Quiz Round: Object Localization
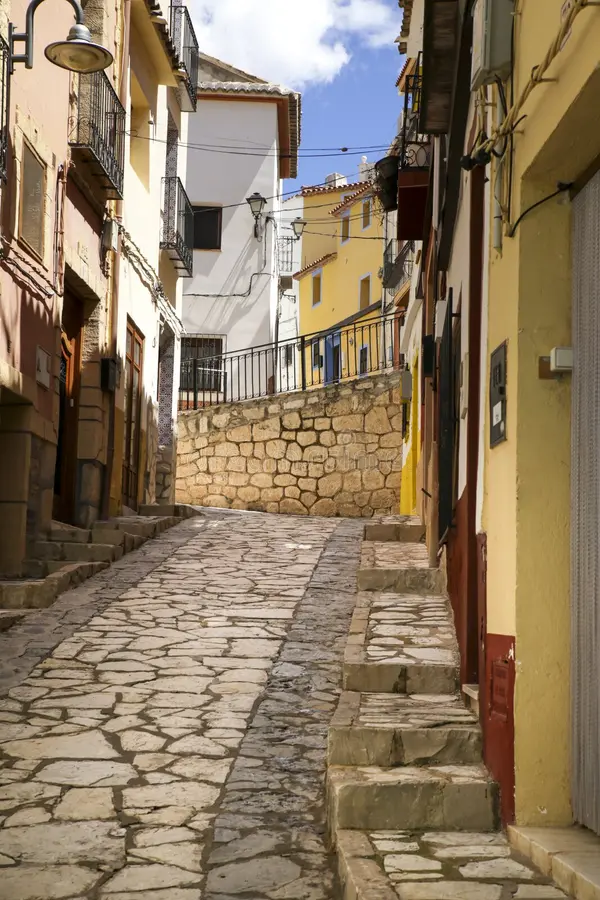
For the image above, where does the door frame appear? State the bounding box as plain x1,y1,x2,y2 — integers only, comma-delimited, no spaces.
53,294,83,523
122,318,144,510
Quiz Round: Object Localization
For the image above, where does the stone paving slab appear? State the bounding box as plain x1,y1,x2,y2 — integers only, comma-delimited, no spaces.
329,692,482,767
343,593,460,694
336,830,572,900
357,542,444,594
327,765,499,833
0,510,360,900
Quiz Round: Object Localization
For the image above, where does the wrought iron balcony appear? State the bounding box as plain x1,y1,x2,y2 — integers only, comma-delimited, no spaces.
170,5,199,112
160,176,194,277
399,60,431,170
383,239,414,291
69,71,126,199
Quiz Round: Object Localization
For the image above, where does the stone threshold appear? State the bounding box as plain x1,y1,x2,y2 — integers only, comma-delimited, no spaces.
509,826,600,900
337,829,572,900
358,541,444,593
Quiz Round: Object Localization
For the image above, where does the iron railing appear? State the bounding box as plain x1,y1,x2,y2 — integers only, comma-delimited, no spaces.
170,5,199,111
179,313,401,410
277,236,296,273
70,71,126,198
399,54,430,170
161,176,194,276
0,35,9,183
383,240,414,291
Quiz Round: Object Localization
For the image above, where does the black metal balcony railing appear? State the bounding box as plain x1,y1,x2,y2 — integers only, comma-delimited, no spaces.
161,176,194,276
383,240,414,291
399,54,430,170
170,5,199,111
0,35,9,183
277,236,296,274
179,313,403,410
70,71,126,198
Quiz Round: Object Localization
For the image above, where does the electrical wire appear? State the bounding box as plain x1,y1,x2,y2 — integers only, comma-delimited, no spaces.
127,131,390,159
507,183,573,237
190,177,374,216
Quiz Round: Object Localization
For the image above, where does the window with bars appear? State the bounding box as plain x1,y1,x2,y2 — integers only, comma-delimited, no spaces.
180,336,224,392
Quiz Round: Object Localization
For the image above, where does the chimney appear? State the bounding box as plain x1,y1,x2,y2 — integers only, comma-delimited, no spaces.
325,173,347,187
359,155,374,182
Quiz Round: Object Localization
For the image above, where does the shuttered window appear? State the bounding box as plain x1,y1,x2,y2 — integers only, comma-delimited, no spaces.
20,144,46,258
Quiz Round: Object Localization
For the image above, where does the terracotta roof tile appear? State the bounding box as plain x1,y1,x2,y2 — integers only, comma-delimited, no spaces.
300,180,364,198
293,252,337,280
329,182,372,216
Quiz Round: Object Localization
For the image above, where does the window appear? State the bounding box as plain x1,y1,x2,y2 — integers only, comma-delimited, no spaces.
312,339,322,370
341,215,350,243
359,345,369,375
192,206,222,250
20,143,46,258
312,271,322,306
362,198,372,229
359,275,371,311
284,344,294,366
180,335,224,392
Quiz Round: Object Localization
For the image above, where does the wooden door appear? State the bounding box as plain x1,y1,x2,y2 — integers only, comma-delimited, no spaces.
53,293,83,523
122,320,143,510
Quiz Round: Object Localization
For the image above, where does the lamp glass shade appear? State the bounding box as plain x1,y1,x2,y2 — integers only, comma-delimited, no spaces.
292,217,306,239
45,24,113,73
246,192,266,218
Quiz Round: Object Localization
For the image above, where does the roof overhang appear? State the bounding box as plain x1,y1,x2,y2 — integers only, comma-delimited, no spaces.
131,0,179,87
197,82,301,179
420,0,460,134
293,252,337,280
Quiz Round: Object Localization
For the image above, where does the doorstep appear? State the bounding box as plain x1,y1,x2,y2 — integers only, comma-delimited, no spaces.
509,826,600,900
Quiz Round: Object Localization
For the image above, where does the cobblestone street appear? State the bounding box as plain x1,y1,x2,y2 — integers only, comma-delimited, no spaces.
0,512,363,900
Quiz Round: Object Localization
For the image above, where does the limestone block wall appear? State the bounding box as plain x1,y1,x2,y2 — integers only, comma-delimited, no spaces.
176,373,403,517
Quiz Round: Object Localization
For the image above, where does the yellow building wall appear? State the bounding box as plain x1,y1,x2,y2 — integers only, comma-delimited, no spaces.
482,0,600,825
400,356,419,515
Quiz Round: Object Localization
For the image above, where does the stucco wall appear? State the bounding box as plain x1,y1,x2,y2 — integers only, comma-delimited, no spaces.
176,373,404,516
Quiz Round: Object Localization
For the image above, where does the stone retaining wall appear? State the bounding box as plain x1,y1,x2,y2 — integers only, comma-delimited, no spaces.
176,373,403,517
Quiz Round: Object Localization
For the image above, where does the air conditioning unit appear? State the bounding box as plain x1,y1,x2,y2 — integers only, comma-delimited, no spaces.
471,0,514,90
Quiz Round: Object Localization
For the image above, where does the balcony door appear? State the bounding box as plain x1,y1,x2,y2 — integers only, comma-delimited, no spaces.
122,320,143,510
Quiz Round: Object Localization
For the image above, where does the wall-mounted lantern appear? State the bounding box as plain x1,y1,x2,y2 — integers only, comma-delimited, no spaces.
9,0,114,75
246,192,267,239
292,217,306,241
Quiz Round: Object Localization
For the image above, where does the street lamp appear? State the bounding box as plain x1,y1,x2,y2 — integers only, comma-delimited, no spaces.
246,192,266,238
9,0,114,75
292,217,306,241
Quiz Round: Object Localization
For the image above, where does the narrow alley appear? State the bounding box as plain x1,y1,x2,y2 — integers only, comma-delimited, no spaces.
0,512,362,899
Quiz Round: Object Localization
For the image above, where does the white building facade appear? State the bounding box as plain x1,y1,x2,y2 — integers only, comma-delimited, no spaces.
180,55,301,405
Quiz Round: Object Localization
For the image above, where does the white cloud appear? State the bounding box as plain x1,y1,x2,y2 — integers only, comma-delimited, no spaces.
190,0,398,88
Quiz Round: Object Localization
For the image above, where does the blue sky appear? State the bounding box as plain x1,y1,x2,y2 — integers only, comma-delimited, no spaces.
287,42,404,194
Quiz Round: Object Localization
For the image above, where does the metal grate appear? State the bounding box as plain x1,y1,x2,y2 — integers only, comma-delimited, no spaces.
571,167,600,835
0,34,9,183
400,53,430,169
170,5,199,111
277,236,295,274
70,71,126,198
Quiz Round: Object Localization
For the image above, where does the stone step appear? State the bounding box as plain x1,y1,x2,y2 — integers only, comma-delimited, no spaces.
358,541,444,594
329,692,482,768
364,522,426,543
463,684,480,718
327,764,499,834
49,521,92,543
343,593,460,694
46,560,109,579
335,829,567,900
33,541,122,564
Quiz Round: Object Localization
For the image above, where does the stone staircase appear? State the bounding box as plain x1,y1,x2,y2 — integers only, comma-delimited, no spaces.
0,504,202,625
327,516,571,900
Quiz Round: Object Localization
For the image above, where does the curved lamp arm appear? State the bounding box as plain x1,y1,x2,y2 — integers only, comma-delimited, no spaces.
9,0,85,72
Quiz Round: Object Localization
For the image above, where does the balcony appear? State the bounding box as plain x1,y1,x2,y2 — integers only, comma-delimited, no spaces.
69,71,126,199
382,240,414,292
399,64,430,171
170,5,199,112
277,236,296,274
160,176,194,276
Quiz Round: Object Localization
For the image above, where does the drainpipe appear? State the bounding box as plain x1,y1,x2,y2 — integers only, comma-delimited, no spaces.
101,0,130,520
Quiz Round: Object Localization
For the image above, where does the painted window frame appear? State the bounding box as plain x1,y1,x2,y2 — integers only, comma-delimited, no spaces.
312,268,323,307
340,213,350,244
361,198,372,231
19,140,47,262
359,273,371,311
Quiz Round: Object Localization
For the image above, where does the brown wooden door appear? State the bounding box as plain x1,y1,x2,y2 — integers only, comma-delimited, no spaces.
122,320,143,510
53,293,83,523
